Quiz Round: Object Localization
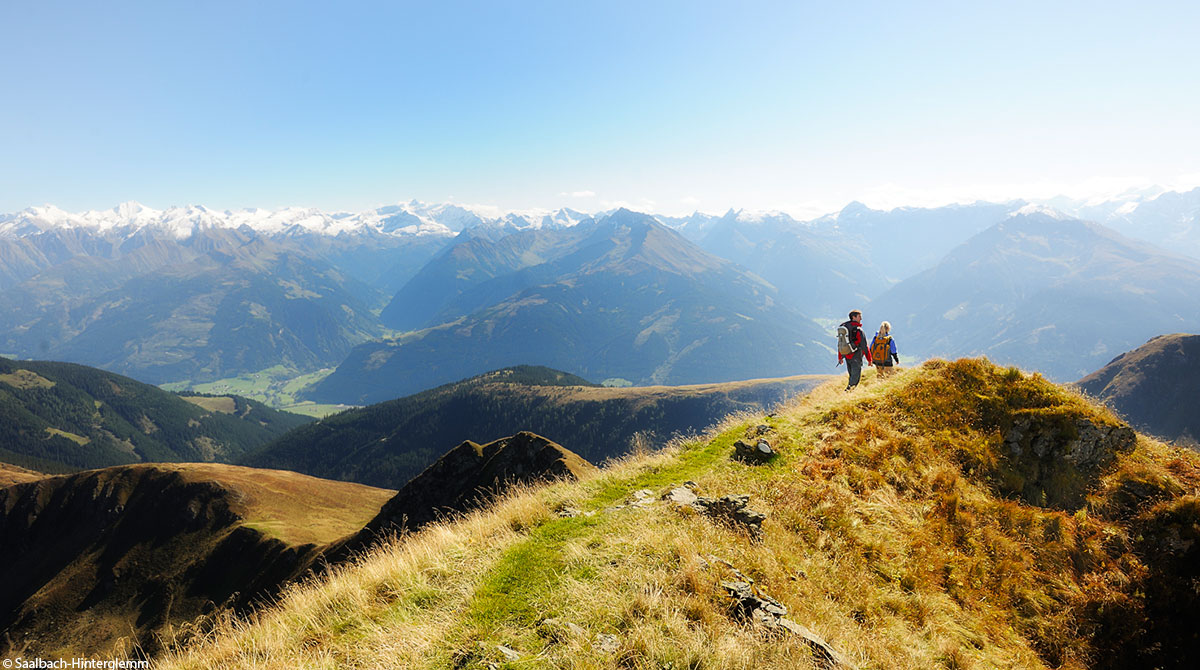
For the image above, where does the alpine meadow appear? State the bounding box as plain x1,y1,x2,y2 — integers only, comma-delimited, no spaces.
3,2,1200,669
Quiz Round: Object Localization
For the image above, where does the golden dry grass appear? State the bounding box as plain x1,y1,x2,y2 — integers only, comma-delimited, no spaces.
155,360,1200,670
164,463,395,546
180,395,238,414
0,462,45,486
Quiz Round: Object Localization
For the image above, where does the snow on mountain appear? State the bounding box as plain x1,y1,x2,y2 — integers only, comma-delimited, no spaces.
0,200,609,241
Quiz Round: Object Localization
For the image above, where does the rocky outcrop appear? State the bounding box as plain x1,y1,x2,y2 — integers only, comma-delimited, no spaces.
341,432,594,552
1001,413,1136,509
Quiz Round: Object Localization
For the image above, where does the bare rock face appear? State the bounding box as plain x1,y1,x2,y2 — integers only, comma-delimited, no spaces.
1000,414,1136,509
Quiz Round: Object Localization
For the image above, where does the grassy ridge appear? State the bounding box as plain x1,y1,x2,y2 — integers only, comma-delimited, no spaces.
158,359,1200,669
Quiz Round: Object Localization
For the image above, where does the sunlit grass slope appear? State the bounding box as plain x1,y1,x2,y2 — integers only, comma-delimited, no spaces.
158,359,1200,670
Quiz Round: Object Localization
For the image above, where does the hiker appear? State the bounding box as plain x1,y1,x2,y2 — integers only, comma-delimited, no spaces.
870,321,899,377
837,309,872,391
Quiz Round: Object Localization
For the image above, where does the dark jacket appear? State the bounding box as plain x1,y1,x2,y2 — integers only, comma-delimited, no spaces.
839,319,872,365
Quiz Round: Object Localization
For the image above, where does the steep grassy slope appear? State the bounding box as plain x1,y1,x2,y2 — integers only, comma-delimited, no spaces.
0,463,393,659
0,357,311,473
245,365,825,489
1077,333,1200,445
0,463,42,486
159,359,1200,669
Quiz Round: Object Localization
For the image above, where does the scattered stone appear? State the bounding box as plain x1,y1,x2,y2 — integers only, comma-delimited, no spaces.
664,486,699,506
557,506,583,518
721,581,856,670
694,494,767,539
541,617,587,640
754,424,771,436
595,633,620,653
497,644,521,661
733,438,774,464
704,554,750,581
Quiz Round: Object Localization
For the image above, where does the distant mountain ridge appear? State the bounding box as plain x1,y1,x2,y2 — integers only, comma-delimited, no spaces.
871,212,1200,380
1077,333,1200,445
6,188,1200,390
0,356,310,473
311,210,832,404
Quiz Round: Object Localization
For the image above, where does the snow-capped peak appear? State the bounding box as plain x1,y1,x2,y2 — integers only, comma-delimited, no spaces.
1011,203,1070,220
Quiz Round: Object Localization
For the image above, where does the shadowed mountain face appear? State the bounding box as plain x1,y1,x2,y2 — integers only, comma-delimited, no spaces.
0,357,310,473
870,213,1200,381
1077,333,1200,445
338,432,593,554
245,365,827,489
313,210,831,404
0,463,393,658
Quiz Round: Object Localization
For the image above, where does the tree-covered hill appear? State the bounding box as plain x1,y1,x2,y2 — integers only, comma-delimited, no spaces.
0,357,311,472
245,365,826,489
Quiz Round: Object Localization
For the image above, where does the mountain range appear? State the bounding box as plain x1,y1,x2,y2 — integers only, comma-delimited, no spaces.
4,187,1200,402
311,210,831,403
870,209,1200,380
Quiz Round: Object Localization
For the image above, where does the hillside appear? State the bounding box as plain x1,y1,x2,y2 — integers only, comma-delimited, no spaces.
0,357,311,473
245,365,826,489
313,210,831,404
870,211,1200,380
336,432,596,557
1077,333,1200,445
0,463,393,658
0,463,42,486
158,359,1200,669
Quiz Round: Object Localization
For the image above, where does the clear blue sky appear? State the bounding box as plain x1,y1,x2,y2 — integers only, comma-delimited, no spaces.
3,1,1198,216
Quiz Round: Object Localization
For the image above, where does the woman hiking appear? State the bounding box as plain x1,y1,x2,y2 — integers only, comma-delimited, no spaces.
870,321,899,377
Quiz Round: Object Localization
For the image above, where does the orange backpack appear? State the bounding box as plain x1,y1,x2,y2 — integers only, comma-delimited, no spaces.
870,335,891,362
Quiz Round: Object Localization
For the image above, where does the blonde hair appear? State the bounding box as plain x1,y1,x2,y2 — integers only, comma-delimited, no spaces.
879,321,891,335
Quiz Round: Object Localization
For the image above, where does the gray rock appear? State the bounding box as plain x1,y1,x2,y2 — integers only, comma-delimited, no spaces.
733,438,774,464
694,494,767,539
595,633,620,653
665,486,699,506
721,581,856,669
497,644,521,661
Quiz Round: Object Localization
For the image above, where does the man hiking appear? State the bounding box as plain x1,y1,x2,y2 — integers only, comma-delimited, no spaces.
837,309,872,391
